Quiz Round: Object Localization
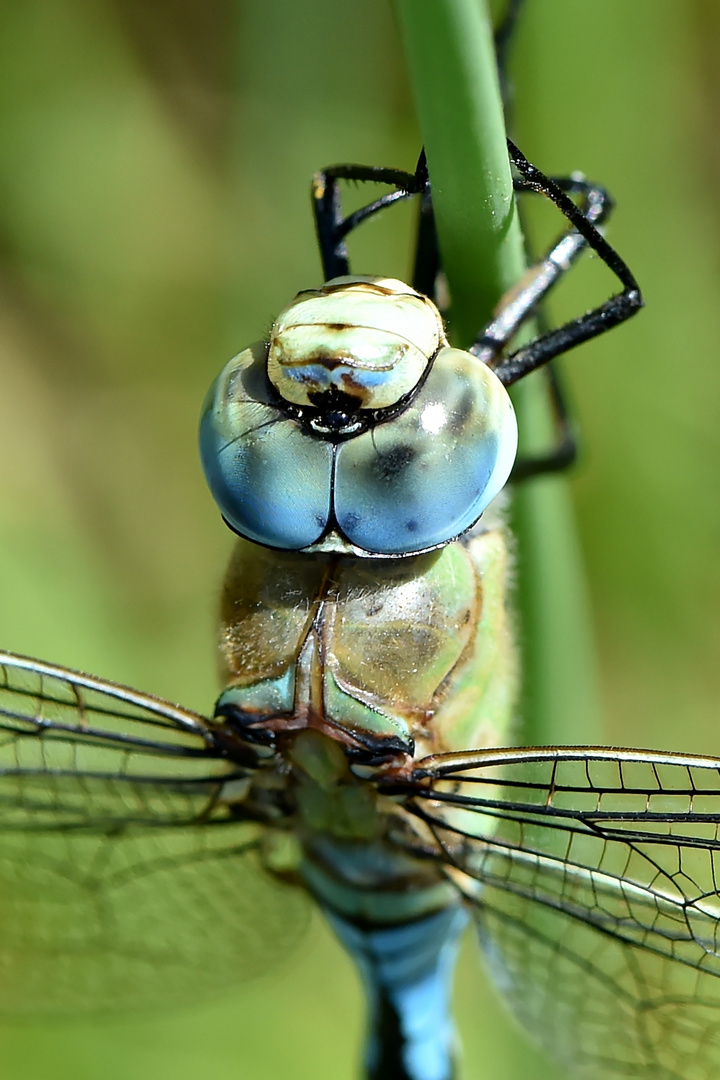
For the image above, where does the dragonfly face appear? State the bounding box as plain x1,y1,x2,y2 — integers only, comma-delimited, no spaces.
199,275,517,556
19,135,720,1080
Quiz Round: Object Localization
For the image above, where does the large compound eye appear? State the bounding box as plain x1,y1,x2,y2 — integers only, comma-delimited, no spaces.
198,342,334,550
199,285,517,557
332,348,517,555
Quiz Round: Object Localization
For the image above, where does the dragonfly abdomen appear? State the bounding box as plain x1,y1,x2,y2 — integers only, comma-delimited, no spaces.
325,905,469,1080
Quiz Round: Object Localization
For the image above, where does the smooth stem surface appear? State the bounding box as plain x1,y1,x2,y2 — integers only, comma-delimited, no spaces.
395,0,525,344
511,382,604,743
395,0,603,744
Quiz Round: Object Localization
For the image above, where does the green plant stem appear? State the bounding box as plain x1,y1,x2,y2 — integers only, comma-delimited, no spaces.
395,0,603,744
510,386,604,744
395,0,524,344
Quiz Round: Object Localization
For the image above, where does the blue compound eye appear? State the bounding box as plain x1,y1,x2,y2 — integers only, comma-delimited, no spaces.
333,347,517,555
199,279,517,556
198,342,334,550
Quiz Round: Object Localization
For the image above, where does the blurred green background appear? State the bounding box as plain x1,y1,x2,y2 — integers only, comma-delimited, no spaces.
0,1,718,1078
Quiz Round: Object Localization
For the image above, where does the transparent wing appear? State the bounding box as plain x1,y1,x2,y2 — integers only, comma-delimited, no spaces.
400,746,720,1080
0,651,308,1014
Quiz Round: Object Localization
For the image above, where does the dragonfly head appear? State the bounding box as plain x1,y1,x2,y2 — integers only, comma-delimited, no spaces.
199,276,518,557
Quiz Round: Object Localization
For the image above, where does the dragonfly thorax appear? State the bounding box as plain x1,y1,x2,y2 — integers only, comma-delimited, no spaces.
213,525,515,765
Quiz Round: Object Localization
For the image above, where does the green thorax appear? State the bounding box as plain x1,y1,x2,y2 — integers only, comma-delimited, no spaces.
215,503,516,761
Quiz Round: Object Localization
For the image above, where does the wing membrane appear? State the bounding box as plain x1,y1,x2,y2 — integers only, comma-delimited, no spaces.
7,649,720,1071
401,747,720,1079
0,652,308,1014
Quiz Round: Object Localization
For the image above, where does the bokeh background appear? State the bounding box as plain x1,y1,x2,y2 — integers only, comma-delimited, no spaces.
0,1,718,1078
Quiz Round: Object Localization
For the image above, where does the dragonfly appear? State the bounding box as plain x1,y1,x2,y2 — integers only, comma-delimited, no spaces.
3,107,720,1080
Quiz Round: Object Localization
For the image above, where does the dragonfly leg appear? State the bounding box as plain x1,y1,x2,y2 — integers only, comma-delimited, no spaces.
478,140,643,385
510,363,578,481
411,169,439,301
312,140,640,481
467,149,640,479
312,156,427,281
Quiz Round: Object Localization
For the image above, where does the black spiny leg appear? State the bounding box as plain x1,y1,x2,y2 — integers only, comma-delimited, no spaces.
471,162,627,370
484,141,642,386
510,364,578,482
311,139,641,483
310,149,448,312
312,159,427,282
464,149,641,479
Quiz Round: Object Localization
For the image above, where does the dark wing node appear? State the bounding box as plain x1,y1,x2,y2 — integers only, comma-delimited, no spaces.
394,746,720,1080
0,652,308,1014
